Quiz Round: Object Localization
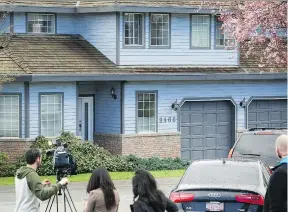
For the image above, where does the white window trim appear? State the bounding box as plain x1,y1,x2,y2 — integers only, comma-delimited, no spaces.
124,13,145,47
27,13,56,34
40,93,63,137
136,91,158,134
191,15,211,49
150,13,170,48
0,94,20,138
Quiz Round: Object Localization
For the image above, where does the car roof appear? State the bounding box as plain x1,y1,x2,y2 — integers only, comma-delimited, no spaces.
191,158,262,165
242,128,287,135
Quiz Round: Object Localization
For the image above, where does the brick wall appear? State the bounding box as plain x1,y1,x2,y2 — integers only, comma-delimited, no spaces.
94,133,181,158
0,139,34,162
94,133,122,155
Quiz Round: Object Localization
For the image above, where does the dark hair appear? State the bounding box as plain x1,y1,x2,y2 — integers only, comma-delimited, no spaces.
86,168,116,210
132,169,165,211
25,148,41,165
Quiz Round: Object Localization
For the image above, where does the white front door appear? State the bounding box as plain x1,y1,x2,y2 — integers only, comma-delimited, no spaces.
78,96,94,141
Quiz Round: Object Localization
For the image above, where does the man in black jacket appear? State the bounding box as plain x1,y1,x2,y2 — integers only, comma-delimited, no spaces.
264,134,287,212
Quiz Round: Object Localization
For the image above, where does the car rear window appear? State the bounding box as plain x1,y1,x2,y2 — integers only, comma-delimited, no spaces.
234,134,279,158
181,162,259,187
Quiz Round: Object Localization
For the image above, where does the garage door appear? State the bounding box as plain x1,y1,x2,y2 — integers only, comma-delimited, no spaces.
248,99,287,129
180,101,235,161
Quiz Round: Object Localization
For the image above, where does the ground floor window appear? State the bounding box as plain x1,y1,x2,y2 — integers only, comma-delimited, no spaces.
40,93,63,137
136,92,157,133
0,95,20,137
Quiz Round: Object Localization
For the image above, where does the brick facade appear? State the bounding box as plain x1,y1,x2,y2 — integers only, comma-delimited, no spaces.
94,133,181,158
0,139,34,162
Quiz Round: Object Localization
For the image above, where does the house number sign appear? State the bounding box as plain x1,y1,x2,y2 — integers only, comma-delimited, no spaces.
159,117,176,123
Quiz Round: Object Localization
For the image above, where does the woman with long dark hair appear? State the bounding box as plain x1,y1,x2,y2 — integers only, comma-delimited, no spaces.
131,169,178,212
84,168,119,212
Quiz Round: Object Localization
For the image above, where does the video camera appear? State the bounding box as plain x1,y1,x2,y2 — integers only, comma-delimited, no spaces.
46,139,77,181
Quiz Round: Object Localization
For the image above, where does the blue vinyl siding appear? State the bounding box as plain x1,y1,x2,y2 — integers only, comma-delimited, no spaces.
119,13,238,66
14,12,26,33
79,82,121,134
0,82,25,138
0,13,10,33
57,13,78,34
79,13,117,63
123,81,287,134
29,82,77,138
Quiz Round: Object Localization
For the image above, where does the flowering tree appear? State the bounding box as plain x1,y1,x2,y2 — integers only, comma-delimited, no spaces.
219,1,287,68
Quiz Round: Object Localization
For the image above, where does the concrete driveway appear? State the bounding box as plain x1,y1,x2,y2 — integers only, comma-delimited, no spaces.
0,177,180,212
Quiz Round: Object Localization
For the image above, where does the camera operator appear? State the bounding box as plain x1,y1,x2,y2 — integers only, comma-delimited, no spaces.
14,148,69,212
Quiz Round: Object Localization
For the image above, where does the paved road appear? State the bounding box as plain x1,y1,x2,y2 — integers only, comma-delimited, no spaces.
0,177,180,212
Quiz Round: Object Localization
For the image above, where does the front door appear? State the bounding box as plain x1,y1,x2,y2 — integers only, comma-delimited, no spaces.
78,96,94,141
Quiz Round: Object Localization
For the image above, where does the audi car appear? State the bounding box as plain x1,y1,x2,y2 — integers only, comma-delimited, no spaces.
228,128,287,168
169,159,271,212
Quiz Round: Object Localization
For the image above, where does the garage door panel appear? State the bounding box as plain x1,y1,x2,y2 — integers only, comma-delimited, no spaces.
205,137,217,148
218,148,230,158
181,101,234,161
191,113,204,123
181,112,191,123
181,150,191,161
248,99,287,129
191,137,204,147
181,138,191,148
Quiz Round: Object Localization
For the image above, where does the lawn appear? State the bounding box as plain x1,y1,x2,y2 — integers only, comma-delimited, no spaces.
0,170,185,186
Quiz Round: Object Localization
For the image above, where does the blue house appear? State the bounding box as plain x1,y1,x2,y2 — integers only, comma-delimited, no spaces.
0,0,286,161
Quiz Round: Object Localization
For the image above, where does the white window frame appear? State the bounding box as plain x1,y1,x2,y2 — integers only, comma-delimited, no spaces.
136,92,157,134
150,14,170,47
124,13,145,47
40,93,63,137
27,13,56,34
215,16,234,48
0,94,20,138
191,15,211,48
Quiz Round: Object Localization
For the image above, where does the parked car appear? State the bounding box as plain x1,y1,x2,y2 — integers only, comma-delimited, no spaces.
169,159,271,212
228,128,287,168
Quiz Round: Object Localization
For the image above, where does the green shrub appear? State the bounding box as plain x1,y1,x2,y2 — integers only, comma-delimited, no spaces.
0,132,189,177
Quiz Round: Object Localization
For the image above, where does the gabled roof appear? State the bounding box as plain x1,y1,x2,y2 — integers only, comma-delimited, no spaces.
0,34,118,74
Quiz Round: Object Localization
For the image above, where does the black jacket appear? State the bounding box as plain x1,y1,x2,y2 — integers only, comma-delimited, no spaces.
264,163,287,212
132,193,178,212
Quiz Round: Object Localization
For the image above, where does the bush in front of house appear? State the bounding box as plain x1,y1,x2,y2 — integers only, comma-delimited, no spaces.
0,132,189,177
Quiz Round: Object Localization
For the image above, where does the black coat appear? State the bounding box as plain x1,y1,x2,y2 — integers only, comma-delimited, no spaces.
132,194,178,212
264,163,287,212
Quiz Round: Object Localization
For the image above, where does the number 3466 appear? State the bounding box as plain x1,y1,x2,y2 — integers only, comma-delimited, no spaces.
159,117,176,123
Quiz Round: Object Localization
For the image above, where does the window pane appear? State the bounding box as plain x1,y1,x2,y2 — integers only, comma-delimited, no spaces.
191,15,210,48
27,13,55,34
137,92,157,133
150,14,170,46
124,13,143,46
0,95,19,137
40,94,62,137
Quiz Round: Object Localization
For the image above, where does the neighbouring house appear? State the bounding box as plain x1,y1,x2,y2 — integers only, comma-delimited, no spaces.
0,0,286,162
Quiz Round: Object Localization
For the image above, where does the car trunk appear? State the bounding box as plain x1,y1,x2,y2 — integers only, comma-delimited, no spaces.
171,189,264,212
232,152,279,168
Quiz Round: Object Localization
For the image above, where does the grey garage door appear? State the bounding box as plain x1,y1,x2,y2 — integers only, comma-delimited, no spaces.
248,99,287,129
180,101,235,161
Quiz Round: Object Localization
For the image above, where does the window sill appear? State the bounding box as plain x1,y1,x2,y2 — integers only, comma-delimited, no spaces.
123,45,145,49
149,46,171,49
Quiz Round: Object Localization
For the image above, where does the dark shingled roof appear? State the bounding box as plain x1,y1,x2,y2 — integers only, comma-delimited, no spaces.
0,0,232,8
0,34,119,74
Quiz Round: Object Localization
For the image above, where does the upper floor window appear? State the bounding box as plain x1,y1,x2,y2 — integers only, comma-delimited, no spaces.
124,13,144,46
40,94,63,137
137,92,157,133
27,13,55,34
215,16,234,48
150,14,170,47
191,15,210,48
0,95,20,137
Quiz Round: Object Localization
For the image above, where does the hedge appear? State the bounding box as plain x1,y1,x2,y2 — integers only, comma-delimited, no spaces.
0,132,189,177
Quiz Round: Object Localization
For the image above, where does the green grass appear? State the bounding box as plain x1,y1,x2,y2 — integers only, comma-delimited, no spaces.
0,170,185,186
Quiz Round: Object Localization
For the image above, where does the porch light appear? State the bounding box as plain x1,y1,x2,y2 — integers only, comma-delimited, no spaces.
171,99,179,111
110,88,117,99
239,97,247,108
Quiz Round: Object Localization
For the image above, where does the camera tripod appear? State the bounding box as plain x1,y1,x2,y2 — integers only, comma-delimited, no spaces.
45,185,78,212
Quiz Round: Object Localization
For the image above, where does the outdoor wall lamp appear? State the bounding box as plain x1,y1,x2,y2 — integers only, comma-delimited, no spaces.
171,99,179,111
110,88,117,99
239,97,247,108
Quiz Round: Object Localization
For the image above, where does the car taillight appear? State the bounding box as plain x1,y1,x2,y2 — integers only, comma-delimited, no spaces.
235,194,264,205
228,148,234,158
169,192,195,203
256,131,273,135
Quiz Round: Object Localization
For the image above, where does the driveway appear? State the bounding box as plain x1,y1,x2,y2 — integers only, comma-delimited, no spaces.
0,177,180,212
